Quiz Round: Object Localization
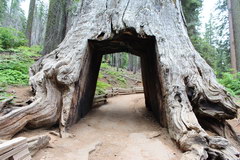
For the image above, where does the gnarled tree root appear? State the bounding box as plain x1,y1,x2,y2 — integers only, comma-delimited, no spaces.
0,0,239,159
165,74,240,159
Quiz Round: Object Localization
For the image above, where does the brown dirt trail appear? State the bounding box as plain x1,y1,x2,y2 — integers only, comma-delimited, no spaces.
31,94,182,160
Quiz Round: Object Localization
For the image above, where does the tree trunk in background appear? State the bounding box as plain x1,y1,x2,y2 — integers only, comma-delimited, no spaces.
0,0,7,25
42,0,67,55
31,1,48,46
137,56,141,71
228,0,240,72
133,55,137,74
65,0,81,33
128,54,133,71
0,0,239,159
26,0,36,46
116,53,120,71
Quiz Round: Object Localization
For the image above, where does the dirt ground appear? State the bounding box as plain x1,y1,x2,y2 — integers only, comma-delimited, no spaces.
18,94,182,160
7,87,240,160
6,86,33,103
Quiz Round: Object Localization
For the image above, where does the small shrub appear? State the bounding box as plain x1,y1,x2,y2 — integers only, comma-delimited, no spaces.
95,81,111,95
0,47,4,52
117,76,126,84
0,69,28,86
17,45,42,57
0,46,41,87
0,27,27,49
100,63,110,69
98,72,104,79
218,72,240,96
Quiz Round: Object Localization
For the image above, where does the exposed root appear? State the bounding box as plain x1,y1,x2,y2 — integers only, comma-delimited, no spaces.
0,81,61,139
167,75,240,159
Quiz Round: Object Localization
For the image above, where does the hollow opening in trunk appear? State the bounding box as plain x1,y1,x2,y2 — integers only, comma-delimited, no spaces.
73,29,165,126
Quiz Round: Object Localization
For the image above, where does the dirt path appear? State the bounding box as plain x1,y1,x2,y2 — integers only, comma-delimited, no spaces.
29,94,182,160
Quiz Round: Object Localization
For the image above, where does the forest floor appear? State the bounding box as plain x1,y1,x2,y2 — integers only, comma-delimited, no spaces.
5,85,240,160
17,94,182,160
2,63,240,160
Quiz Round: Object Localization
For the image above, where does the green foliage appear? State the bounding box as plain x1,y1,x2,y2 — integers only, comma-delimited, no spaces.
191,36,217,68
95,81,111,95
0,69,28,86
100,63,110,69
0,90,14,101
0,46,41,87
218,72,240,96
0,27,27,49
0,0,7,24
213,0,231,76
0,0,26,32
117,77,126,84
181,0,203,36
95,62,131,95
17,45,42,56
119,53,129,69
182,0,231,78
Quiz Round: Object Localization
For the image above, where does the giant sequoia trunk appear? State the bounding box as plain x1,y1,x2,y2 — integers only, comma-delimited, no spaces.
0,0,240,159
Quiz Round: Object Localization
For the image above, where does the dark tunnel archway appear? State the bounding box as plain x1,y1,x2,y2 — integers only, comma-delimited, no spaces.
74,29,165,126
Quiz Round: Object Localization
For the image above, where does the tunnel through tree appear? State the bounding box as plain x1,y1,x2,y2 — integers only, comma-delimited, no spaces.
0,0,239,159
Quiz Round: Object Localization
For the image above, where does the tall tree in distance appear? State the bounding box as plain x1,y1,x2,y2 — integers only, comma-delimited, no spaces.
31,0,48,46
26,0,36,46
42,0,67,55
204,14,214,45
0,0,7,25
228,0,240,72
1,0,26,31
181,0,203,39
211,0,231,75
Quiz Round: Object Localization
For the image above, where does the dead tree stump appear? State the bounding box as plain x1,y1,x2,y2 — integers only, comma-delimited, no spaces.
0,0,239,159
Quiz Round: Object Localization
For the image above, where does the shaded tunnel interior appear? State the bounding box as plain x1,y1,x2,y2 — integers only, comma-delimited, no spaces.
74,29,164,126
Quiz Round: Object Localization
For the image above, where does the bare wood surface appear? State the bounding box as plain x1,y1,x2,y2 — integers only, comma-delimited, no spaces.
0,0,239,159
27,135,51,156
0,137,26,155
0,137,31,160
0,98,14,112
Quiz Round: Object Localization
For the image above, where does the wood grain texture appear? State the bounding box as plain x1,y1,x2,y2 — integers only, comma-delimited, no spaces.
0,0,239,159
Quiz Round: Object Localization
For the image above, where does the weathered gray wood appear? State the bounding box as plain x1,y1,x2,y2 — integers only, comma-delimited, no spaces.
27,135,51,156
0,137,26,155
11,147,31,160
0,144,28,160
106,87,144,96
120,75,141,83
0,0,239,159
0,98,14,112
0,137,31,160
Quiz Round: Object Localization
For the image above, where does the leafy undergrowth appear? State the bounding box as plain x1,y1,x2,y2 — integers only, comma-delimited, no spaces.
95,63,142,95
218,72,240,98
0,27,27,50
0,46,41,101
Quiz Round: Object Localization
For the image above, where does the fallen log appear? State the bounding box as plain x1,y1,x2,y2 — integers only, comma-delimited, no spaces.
120,75,142,83
106,87,144,96
27,135,51,156
0,137,31,160
0,135,51,160
0,98,14,112
93,95,107,105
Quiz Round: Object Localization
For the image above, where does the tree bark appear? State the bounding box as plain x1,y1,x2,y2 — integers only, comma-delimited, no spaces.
31,1,48,46
42,0,67,55
128,54,134,71
228,0,240,72
26,0,36,46
0,0,239,159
